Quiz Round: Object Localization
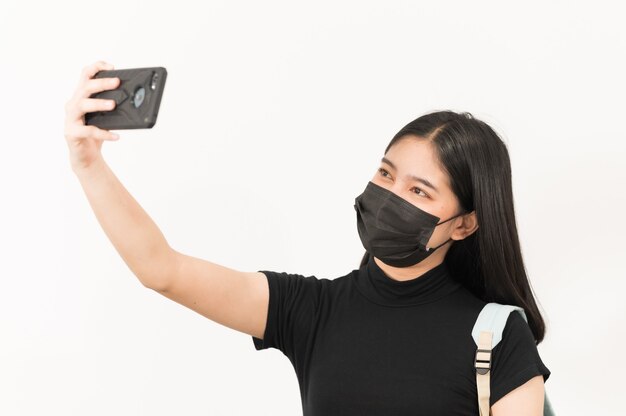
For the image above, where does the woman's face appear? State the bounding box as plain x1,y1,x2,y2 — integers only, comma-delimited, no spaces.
370,136,474,276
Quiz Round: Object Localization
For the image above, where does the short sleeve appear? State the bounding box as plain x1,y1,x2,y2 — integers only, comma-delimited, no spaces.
489,311,551,406
251,270,322,363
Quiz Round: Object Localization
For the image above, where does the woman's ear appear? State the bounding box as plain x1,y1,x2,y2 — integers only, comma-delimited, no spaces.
453,210,479,241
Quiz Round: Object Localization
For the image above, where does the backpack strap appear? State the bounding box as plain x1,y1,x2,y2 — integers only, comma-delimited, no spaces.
472,302,527,416
472,303,556,415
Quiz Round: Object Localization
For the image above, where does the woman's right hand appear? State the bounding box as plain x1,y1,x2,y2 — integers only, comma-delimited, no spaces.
64,60,121,172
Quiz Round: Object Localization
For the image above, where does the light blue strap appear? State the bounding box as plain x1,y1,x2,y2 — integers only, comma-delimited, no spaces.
472,302,555,415
471,302,528,349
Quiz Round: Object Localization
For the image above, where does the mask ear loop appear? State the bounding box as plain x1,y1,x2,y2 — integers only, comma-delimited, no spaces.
427,210,469,251
425,237,453,252
435,210,468,226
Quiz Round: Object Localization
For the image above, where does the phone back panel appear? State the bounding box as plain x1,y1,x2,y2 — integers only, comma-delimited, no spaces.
84,67,167,130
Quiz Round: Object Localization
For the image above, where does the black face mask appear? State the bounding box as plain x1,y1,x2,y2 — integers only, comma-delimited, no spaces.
354,181,466,268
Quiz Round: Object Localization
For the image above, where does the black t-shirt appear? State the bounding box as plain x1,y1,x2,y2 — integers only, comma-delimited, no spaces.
251,256,551,415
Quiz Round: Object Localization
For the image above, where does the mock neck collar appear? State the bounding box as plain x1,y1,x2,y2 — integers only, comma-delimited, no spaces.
353,255,462,307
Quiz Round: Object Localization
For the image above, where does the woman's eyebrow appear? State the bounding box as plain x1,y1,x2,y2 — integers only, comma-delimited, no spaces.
381,156,439,193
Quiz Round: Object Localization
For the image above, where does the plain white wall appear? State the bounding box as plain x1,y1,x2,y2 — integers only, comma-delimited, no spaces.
1,0,624,414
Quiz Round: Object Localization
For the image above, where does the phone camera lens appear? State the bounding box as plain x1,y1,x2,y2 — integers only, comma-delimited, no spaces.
133,87,145,108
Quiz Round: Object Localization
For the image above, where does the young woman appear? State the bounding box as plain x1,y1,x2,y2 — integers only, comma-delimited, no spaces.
65,61,550,415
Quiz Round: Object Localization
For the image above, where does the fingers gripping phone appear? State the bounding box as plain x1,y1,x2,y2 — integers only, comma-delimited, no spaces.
85,67,167,130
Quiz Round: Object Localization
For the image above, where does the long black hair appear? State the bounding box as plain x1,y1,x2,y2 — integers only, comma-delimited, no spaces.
359,110,547,344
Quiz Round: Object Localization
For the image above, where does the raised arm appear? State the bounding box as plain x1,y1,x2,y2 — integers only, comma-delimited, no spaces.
65,61,270,341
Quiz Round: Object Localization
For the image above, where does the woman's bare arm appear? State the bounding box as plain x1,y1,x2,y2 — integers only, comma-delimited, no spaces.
73,158,270,339
491,375,545,416
67,61,270,341
73,157,177,289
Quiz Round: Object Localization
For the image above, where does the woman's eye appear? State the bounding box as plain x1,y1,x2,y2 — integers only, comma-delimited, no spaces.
378,168,390,178
411,187,428,198
378,168,429,198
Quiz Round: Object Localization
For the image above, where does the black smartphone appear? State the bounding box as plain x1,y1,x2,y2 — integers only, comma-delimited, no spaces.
84,66,167,130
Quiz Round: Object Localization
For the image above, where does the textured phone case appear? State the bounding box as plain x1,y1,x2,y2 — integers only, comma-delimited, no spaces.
84,67,167,130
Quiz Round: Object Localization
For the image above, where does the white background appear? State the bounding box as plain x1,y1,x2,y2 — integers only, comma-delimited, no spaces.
1,0,624,414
